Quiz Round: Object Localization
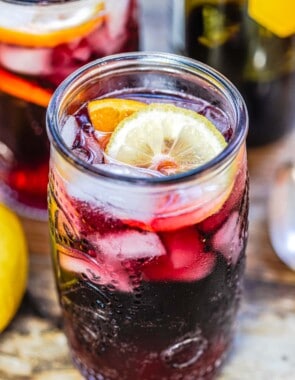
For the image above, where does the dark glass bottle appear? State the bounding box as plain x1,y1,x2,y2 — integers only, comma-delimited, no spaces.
173,0,295,146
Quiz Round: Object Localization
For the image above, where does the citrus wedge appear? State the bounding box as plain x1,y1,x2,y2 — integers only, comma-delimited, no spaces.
0,68,52,107
105,103,227,175
0,2,104,48
88,98,147,133
105,102,240,231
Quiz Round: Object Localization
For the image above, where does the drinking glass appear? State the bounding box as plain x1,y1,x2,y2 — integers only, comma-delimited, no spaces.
0,0,139,219
46,52,248,380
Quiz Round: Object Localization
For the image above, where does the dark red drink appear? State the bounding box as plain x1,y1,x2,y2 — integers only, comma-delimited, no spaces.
0,0,139,218
47,53,249,379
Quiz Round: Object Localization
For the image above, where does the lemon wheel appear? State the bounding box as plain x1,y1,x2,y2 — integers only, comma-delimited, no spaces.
105,103,227,175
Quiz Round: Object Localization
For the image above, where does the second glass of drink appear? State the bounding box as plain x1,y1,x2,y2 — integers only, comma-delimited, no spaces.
0,0,139,218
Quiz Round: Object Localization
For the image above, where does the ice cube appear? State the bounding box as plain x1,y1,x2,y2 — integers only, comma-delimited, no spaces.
58,244,133,292
202,105,230,137
162,227,204,269
93,162,164,178
89,230,166,260
143,227,216,282
212,211,243,265
0,45,52,76
65,175,100,204
61,116,79,148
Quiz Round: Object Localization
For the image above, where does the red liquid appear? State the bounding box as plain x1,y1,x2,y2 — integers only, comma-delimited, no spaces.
48,94,249,379
0,0,139,217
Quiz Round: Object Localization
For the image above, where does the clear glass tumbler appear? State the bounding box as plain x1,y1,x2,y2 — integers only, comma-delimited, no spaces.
47,52,248,380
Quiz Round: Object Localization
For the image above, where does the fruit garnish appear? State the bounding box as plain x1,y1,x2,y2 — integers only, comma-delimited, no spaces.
105,103,227,175
0,204,28,332
0,2,105,48
88,98,146,133
103,103,242,231
0,68,52,107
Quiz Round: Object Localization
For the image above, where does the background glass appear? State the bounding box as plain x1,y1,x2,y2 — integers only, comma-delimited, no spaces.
0,0,139,219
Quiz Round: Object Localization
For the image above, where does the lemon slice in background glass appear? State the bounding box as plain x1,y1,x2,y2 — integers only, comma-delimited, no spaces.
106,103,227,175
0,0,104,47
0,204,28,332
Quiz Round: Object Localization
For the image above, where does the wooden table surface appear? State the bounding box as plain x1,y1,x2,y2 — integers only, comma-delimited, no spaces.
1,1,295,379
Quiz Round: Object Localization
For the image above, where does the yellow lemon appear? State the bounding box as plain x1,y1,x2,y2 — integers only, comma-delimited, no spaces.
0,204,28,332
106,103,227,175
105,103,238,230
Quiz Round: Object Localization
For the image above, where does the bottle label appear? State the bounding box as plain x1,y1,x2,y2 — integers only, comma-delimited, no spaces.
248,0,295,37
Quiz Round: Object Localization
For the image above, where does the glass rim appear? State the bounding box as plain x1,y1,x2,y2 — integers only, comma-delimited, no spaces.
46,51,248,186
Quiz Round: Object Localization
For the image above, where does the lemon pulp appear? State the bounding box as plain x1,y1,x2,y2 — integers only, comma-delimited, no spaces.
105,103,227,175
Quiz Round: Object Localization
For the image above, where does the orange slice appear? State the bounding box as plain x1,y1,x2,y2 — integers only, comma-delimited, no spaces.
88,98,147,133
0,3,105,48
0,68,52,107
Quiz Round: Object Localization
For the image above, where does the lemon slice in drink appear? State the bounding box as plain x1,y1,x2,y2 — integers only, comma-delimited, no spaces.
106,103,227,175
105,103,237,231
